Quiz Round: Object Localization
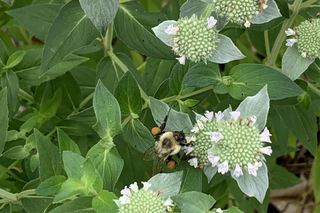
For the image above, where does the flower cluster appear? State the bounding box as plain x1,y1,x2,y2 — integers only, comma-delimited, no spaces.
285,18,320,59
164,14,219,64
211,0,268,27
114,182,173,213
186,110,272,177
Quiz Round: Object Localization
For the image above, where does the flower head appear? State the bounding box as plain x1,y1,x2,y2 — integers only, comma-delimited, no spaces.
114,182,174,213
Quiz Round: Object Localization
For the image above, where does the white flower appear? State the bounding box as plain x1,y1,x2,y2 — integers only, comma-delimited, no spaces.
285,28,295,36
210,132,223,142
250,115,257,125
207,16,217,28
119,195,130,204
164,198,174,207
120,186,131,196
191,126,199,133
188,158,198,168
197,120,204,130
244,19,251,28
301,52,307,58
208,153,220,167
248,163,258,176
260,146,272,156
182,146,194,155
233,164,243,177
215,111,224,121
142,181,151,191
216,208,223,213
129,182,138,192
186,136,196,143
204,110,214,121
165,24,177,35
218,161,229,174
254,161,262,167
260,127,272,143
176,55,186,65
285,38,297,47
200,116,208,123
262,3,268,9
230,111,240,121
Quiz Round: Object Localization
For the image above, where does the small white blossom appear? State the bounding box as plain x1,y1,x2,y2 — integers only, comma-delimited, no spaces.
200,116,208,123
218,161,229,174
129,182,139,192
210,132,223,142
262,3,267,9
204,110,214,121
164,198,174,207
285,28,295,36
165,24,177,35
285,38,297,47
188,158,198,168
186,136,196,143
301,52,307,58
260,127,272,143
208,153,220,167
233,164,243,177
230,111,240,120
254,161,262,167
119,195,130,204
260,146,272,156
176,55,186,65
248,163,258,176
216,208,223,213
182,146,194,155
197,120,204,130
250,115,257,125
121,186,131,196
215,111,224,121
142,181,151,191
207,16,217,28
191,126,199,133
244,19,251,28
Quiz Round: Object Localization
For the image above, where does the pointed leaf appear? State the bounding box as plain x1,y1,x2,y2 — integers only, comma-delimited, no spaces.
53,178,87,203
204,165,218,183
63,151,85,179
0,39,9,65
92,190,118,213
58,130,81,167
0,88,8,155
41,1,99,72
49,197,95,213
251,0,282,24
1,70,19,115
152,20,177,47
180,0,209,18
35,175,66,196
208,34,245,64
169,61,195,95
5,51,26,69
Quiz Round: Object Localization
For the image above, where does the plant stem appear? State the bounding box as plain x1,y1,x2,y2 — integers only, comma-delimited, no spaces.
265,0,303,67
161,85,213,103
0,188,17,202
300,0,317,9
308,83,320,96
264,30,270,58
16,190,35,200
18,89,34,103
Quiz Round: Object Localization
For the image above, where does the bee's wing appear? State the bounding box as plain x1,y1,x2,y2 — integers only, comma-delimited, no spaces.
143,145,156,161
152,157,165,176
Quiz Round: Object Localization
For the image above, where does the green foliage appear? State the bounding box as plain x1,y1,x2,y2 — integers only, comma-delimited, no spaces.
0,0,319,212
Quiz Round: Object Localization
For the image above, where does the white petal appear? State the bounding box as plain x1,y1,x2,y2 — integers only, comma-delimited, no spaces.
285,38,297,47
260,127,272,143
176,55,186,65
164,198,174,206
197,120,204,130
207,16,217,28
120,186,131,196
230,111,240,121
232,164,243,177
216,208,223,213
113,199,121,207
218,161,229,174
260,146,272,156
200,116,208,123
182,146,194,155
215,111,224,121
262,3,267,9
285,28,295,36
119,195,130,204
142,181,151,191
210,132,223,142
164,24,177,35
191,126,199,133
244,20,251,28
204,111,214,121
254,161,262,167
188,158,198,168
301,52,307,58
208,153,220,167
247,163,258,176
250,115,257,125
129,182,138,192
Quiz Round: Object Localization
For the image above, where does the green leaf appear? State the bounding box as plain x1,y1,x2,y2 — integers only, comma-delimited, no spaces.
150,97,193,132
1,70,19,115
57,129,81,167
274,0,289,18
228,64,303,100
93,80,121,139
0,88,8,155
6,4,61,41
251,0,281,24
2,145,29,159
182,61,221,87
0,38,9,66
122,119,154,153
41,1,99,72
171,191,215,213
35,175,66,196
81,158,99,190
152,20,177,47
178,161,202,193
232,161,268,203
305,58,320,83
35,129,63,181
69,107,96,127
53,178,87,203
208,34,245,64
161,0,180,21
180,0,208,18
269,163,302,190
87,141,124,191
148,171,183,199
79,0,119,35
49,197,95,213
169,61,194,95
273,102,317,156
204,165,218,183
92,190,118,213
235,86,269,131
282,46,314,80
5,50,26,69
21,197,53,213
114,72,143,115
224,206,245,213
114,1,175,59
313,147,320,203
63,151,85,179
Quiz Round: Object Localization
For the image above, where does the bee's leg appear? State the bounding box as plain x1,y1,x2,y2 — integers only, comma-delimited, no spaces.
166,156,176,170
